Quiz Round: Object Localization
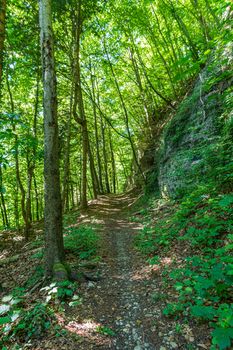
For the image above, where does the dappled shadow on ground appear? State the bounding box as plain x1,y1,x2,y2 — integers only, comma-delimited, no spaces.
0,191,211,349
58,191,161,349
59,191,211,350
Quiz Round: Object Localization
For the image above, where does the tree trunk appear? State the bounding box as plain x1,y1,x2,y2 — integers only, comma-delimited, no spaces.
0,0,6,91
165,0,199,61
88,139,100,199
91,71,104,193
39,0,65,279
33,175,40,221
72,1,88,208
6,68,29,238
104,42,146,183
14,192,19,230
109,128,116,194
62,86,73,212
129,46,153,138
25,148,33,233
0,164,9,227
100,112,110,193
31,66,40,221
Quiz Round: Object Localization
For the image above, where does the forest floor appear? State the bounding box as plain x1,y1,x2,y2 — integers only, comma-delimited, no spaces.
0,192,211,350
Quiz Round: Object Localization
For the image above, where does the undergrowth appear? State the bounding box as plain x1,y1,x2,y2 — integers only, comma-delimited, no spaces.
0,220,99,348
135,138,233,349
64,225,100,260
0,280,79,348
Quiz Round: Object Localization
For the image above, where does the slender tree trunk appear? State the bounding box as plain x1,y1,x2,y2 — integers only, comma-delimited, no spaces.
81,122,88,207
0,200,5,227
31,66,40,221
109,128,116,194
129,47,153,138
0,164,9,227
6,68,29,238
33,175,40,221
132,42,175,109
190,0,211,43
62,86,73,212
14,186,19,230
100,112,110,193
88,140,100,199
39,0,65,278
72,4,100,203
91,71,104,193
72,1,88,208
0,0,6,93
25,148,33,232
70,181,75,208
24,55,40,230
204,0,220,27
165,0,199,60
104,42,146,182
118,148,129,182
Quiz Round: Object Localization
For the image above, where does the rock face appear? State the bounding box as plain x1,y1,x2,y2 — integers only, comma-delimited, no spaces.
157,44,233,198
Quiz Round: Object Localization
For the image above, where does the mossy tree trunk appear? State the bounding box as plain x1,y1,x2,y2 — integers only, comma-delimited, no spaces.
39,0,65,278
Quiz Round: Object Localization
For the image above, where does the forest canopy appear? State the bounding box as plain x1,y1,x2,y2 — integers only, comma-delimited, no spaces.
1,0,230,231
0,1,233,349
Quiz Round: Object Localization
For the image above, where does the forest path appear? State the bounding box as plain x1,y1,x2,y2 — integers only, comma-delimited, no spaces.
67,192,160,350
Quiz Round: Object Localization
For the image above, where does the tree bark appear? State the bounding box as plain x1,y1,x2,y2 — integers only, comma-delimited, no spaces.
33,175,40,221
129,46,153,138
100,112,110,193
6,68,29,237
0,164,9,227
104,41,146,183
62,86,73,212
90,70,104,193
109,128,116,193
72,0,88,208
88,140,100,198
39,0,65,278
0,0,6,91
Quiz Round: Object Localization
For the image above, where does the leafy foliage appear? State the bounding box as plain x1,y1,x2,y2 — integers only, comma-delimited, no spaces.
11,303,54,341
96,325,116,336
64,225,100,260
0,0,229,228
41,280,79,303
136,130,233,349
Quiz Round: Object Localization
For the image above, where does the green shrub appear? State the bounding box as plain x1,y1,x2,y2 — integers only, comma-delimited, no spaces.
64,225,99,260
136,184,233,349
41,280,79,303
12,303,54,340
0,294,53,345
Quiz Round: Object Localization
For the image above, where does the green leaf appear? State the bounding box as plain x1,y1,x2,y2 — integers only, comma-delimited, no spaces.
174,282,183,291
212,328,233,349
0,316,11,325
184,287,193,294
190,305,216,320
218,195,233,208
65,289,73,297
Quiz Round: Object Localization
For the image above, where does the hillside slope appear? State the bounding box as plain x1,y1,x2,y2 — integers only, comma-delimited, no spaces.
145,42,233,198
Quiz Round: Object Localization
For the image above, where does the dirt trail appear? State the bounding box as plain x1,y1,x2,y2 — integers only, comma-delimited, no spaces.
68,193,158,350
0,192,211,350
